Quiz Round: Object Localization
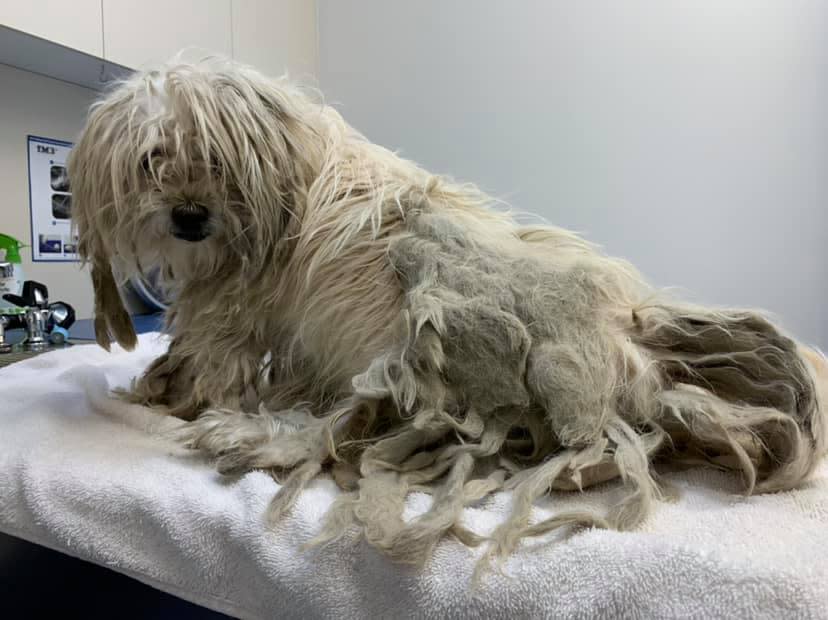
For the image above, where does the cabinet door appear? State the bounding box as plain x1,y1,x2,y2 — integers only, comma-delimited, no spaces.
0,0,103,56
231,0,317,79
102,0,232,69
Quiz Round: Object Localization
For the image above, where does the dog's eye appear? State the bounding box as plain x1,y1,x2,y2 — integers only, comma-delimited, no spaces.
141,149,163,174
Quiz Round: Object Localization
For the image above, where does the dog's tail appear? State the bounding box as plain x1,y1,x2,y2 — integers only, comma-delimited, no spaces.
631,303,827,493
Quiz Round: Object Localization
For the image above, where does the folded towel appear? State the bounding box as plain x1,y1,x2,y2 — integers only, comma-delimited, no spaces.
1,334,826,619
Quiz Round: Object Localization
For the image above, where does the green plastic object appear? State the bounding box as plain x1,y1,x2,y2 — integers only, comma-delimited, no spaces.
0,233,26,307
0,234,24,263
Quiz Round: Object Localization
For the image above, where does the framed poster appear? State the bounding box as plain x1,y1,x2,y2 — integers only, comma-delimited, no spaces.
27,135,78,262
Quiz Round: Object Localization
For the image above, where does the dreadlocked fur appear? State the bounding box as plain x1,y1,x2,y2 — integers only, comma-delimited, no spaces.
68,58,828,568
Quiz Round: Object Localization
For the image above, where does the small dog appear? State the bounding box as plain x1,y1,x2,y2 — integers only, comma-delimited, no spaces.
68,59,828,563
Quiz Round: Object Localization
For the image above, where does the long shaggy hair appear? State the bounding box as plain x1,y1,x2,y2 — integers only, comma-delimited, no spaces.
68,58,828,567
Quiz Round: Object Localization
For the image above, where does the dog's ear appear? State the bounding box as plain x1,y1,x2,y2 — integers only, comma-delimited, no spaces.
67,93,138,352
69,157,136,351
91,259,137,352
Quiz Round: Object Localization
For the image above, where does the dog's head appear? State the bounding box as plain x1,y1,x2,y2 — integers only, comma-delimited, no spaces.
68,60,323,350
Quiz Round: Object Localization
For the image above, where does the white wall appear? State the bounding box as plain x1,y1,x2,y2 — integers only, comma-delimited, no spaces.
0,64,96,318
232,0,318,79
318,0,828,349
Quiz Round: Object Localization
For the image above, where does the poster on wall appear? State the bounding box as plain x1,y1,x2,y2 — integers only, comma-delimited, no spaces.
27,135,78,262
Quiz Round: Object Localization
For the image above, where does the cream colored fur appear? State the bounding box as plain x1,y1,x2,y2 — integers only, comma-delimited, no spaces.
68,58,828,567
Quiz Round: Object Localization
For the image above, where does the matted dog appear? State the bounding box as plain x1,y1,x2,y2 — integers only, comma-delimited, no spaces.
68,59,828,564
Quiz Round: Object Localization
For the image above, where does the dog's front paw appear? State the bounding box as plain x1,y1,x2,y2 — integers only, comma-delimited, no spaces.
122,352,205,420
115,383,205,421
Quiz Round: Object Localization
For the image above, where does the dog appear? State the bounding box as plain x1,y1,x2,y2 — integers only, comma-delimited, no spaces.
68,58,828,564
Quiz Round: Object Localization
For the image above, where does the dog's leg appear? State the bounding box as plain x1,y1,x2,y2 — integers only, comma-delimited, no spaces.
121,337,203,420
124,334,266,421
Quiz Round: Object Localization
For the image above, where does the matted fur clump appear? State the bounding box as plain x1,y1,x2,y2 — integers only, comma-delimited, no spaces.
67,58,828,566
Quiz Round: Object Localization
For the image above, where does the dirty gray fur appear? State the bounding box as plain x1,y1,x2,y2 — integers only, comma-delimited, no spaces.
186,208,826,570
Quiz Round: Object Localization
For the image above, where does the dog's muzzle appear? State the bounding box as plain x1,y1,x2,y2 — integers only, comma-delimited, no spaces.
171,203,210,242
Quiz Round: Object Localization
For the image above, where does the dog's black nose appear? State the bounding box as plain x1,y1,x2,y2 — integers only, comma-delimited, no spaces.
171,203,210,242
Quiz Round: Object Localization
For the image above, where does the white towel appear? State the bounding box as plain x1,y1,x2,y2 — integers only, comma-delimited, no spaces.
1,334,826,619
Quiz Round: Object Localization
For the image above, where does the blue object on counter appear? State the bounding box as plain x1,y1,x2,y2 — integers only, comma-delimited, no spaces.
49,326,69,345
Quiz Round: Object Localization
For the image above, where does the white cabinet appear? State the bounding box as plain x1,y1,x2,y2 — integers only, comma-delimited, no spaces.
0,0,103,56
102,0,233,70
0,1,319,82
231,0,317,79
